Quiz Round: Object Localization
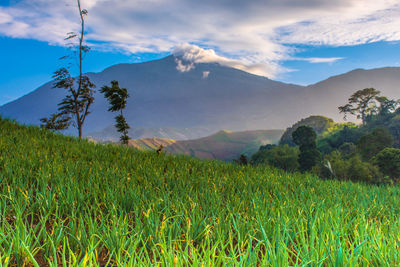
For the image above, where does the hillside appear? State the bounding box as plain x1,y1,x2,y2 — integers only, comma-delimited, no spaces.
128,129,283,161
167,129,283,161
2,56,400,141
129,137,176,150
1,117,400,265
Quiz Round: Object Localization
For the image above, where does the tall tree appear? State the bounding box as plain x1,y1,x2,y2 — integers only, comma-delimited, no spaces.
41,0,95,138
101,80,131,145
292,126,321,172
338,88,380,124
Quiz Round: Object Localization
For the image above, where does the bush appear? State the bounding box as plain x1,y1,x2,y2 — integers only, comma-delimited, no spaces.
314,151,383,184
347,156,382,183
373,148,400,180
317,125,364,155
338,142,357,159
357,128,393,160
250,145,299,172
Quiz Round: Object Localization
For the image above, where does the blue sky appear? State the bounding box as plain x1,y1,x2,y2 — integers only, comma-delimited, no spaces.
1,0,400,105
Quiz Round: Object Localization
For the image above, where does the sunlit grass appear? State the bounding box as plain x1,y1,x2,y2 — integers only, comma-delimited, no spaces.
1,117,400,266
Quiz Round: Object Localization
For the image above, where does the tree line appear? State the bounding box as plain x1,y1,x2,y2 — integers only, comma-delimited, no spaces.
250,88,400,185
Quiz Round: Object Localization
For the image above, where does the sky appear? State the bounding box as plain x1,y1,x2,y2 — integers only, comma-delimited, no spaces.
0,0,400,105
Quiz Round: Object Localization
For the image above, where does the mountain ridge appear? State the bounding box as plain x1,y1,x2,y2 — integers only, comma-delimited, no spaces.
1,55,400,140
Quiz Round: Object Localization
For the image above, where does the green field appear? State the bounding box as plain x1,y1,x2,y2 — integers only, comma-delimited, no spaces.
1,117,400,266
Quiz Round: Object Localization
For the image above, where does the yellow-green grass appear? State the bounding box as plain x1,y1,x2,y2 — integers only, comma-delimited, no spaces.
0,117,400,266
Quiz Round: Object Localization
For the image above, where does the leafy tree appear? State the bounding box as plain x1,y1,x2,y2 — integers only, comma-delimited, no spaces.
375,96,399,116
101,80,131,144
292,126,321,172
357,128,393,160
373,148,400,180
251,144,299,172
338,88,380,124
41,0,95,138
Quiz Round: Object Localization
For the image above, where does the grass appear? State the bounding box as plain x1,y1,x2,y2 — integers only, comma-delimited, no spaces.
1,117,400,266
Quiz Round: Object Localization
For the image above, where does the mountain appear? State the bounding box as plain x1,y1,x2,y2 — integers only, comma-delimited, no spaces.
302,68,400,121
129,129,284,161
1,56,400,140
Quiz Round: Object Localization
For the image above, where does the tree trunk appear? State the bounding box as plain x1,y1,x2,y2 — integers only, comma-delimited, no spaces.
78,125,82,139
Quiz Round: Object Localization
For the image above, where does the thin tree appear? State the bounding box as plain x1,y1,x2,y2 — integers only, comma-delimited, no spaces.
338,88,380,125
41,0,95,138
101,80,131,145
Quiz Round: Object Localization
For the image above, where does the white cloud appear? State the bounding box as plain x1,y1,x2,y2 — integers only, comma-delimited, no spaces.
0,0,399,78
172,43,286,77
175,57,195,72
293,57,344,63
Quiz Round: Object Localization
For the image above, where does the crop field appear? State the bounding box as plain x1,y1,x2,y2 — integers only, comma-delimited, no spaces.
1,117,400,266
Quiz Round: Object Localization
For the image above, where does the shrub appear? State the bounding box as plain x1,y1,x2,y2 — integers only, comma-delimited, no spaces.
357,128,393,160
373,148,400,180
314,152,383,184
250,145,299,172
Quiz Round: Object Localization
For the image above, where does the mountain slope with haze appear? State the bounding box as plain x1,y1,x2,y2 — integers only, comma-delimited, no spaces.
1,56,400,140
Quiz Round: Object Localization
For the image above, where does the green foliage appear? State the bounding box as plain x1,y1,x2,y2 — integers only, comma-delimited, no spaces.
314,152,383,184
337,142,357,158
347,156,382,183
365,110,400,148
2,117,400,265
313,151,349,181
357,128,393,160
280,115,335,146
251,144,299,172
373,148,400,180
101,80,131,145
292,126,321,172
317,124,364,155
292,125,317,148
40,113,71,131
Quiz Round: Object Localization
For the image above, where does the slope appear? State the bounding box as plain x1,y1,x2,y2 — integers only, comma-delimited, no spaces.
1,116,400,265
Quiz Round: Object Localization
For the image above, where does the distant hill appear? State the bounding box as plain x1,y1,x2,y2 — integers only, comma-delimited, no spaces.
129,138,176,150
1,55,400,140
129,129,284,161
87,125,210,141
